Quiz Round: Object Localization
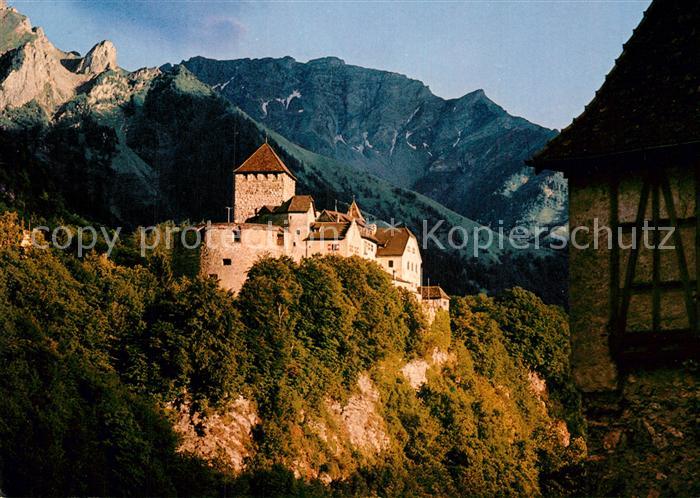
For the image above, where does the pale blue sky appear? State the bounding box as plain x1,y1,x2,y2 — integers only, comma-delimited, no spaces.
12,0,650,129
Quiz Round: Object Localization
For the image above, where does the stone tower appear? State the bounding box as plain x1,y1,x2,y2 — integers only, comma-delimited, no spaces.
233,143,296,223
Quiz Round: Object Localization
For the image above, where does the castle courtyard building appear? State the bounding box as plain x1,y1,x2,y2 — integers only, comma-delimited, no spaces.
200,143,446,309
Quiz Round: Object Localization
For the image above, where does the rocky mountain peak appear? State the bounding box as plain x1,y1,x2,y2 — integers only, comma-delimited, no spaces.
182,56,564,230
0,33,84,111
0,5,35,54
76,40,117,74
308,56,345,66
0,10,119,113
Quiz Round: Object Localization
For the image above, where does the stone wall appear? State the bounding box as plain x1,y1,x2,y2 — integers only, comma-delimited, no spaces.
570,165,700,495
569,166,697,392
200,224,288,293
568,170,618,392
233,172,295,223
584,367,700,497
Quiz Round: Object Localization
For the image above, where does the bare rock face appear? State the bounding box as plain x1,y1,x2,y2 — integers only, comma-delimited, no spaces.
0,11,119,113
0,34,85,111
0,5,35,54
329,374,390,455
75,40,117,74
171,396,259,473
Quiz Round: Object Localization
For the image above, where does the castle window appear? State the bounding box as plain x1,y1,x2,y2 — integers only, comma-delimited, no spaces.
296,229,301,235
232,229,241,243
388,260,394,268
277,233,284,246
223,258,232,266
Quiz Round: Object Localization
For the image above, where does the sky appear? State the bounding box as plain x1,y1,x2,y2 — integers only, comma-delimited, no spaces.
12,0,651,130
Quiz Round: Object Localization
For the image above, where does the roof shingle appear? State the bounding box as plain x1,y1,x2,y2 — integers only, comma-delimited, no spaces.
530,0,700,171
234,143,297,179
276,195,314,213
375,227,412,257
305,222,351,241
419,286,450,300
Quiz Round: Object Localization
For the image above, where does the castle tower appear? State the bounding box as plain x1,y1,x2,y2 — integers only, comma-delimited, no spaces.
346,198,365,222
233,143,296,223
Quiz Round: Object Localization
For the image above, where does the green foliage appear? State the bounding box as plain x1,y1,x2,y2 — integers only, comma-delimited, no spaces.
0,214,242,495
456,288,584,436
490,287,570,383
0,212,582,496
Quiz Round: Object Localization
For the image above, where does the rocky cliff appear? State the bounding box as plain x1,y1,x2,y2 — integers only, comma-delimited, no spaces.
170,342,579,488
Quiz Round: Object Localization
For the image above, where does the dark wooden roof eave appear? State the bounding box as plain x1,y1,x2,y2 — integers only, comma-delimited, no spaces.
528,1,700,169
528,140,700,177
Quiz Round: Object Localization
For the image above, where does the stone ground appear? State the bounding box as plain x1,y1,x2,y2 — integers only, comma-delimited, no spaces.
581,364,700,496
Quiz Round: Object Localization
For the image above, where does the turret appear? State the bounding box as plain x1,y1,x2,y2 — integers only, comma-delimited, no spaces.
233,143,296,223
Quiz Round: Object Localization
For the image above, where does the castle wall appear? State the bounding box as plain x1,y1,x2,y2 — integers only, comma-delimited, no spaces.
200,224,289,294
233,173,296,223
287,210,316,261
376,235,422,290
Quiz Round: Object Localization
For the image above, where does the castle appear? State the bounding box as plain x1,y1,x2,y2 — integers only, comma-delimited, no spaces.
200,143,449,314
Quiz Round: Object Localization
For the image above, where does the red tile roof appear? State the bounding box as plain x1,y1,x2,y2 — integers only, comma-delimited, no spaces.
234,143,297,179
530,0,700,171
375,227,413,257
419,286,450,300
347,200,365,221
305,222,351,241
317,209,353,223
276,195,315,213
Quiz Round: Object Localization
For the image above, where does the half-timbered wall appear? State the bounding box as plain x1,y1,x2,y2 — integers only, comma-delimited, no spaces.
569,164,699,392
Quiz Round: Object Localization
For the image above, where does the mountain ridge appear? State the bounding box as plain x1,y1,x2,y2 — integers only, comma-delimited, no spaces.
181,55,566,230
0,7,566,303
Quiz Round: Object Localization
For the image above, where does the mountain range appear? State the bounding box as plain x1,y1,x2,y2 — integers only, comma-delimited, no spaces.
0,4,566,303
180,55,566,230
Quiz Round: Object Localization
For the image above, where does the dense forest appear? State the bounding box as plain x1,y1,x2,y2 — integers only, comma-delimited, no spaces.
0,211,586,496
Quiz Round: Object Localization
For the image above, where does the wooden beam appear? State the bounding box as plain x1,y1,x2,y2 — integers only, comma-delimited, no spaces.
696,162,700,336
627,280,698,292
661,174,697,330
610,175,620,331
618,216,697,231
619,178,651,336
617,328,700,368
652,178,661,331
